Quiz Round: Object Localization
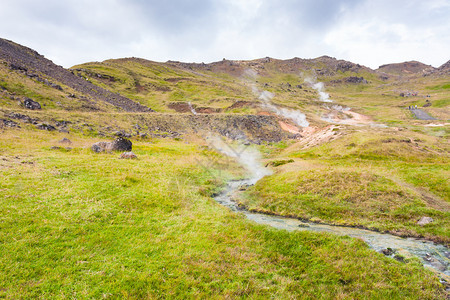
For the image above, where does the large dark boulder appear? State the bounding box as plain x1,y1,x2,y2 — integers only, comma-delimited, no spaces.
111,137,132,151
91,137,132,153
23,98,41,110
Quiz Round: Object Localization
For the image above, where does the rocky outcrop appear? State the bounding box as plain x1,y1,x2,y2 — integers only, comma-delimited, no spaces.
36,123,56,131
92,137,132,153
23,98,41,110
0,119,20,128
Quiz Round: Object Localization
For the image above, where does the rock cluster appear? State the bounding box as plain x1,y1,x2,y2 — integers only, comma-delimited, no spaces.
23,98,41,110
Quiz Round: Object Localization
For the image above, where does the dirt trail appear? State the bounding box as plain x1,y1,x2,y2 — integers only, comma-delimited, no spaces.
410,108,436,120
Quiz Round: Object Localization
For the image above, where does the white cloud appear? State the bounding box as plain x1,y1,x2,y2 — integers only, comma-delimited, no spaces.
0,0,448,68
323,1,450,68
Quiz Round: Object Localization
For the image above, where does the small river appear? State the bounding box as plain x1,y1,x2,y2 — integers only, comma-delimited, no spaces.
215,179,450,281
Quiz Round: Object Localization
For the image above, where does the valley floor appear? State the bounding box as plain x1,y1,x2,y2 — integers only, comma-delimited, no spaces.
0,128,447,298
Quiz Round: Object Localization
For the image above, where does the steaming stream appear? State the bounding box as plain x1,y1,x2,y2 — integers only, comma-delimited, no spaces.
210,139,449,282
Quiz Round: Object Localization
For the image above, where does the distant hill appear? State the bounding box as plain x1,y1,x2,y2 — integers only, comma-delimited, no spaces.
166,55,375,77
437,60,450,74
377,61,435,75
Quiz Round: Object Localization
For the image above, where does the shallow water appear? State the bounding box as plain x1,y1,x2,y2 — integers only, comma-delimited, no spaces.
215,179,449,278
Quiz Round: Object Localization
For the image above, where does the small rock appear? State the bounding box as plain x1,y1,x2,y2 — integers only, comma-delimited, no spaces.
298,223,310,228
59,137,72,144
417,216,433,226
91,141,111,153
23,98,41,110
119,151,137,159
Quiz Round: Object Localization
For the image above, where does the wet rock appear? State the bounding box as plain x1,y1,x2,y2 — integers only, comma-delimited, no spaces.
119,151,137,159
417,216,433,226
238,184,251,191
394,249,414,262
381,248,395,256
23,98,41,110
59,137,72,144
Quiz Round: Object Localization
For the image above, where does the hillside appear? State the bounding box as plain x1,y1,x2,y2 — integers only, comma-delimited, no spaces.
0,38,152,112
0,38,449,298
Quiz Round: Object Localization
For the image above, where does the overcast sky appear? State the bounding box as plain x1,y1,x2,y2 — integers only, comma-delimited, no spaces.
1,0,449,69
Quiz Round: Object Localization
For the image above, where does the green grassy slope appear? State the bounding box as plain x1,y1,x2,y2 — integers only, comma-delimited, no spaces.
242,128,450,244
0,129,445,298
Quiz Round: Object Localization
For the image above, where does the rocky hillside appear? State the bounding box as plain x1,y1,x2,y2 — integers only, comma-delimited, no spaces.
377,61,435,75
0,38,152,112
1,37,449,136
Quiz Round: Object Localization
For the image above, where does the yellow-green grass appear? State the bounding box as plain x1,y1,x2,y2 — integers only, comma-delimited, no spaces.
0,129,445,298
244,169,449,243
71,60,254,113
244,128,449,244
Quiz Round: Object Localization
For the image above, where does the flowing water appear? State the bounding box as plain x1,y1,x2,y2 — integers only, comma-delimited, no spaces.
215,179,450,280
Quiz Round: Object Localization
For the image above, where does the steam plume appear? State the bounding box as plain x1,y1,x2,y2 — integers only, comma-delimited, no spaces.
207,136,272,184
188,102,197,115
305,77,332,102
257,87,309,128
243,68,309,128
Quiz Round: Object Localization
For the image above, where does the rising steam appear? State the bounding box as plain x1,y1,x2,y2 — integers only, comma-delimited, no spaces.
206,136,272,184
252,85,309,128
188,102,197,115
305,77,332,102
